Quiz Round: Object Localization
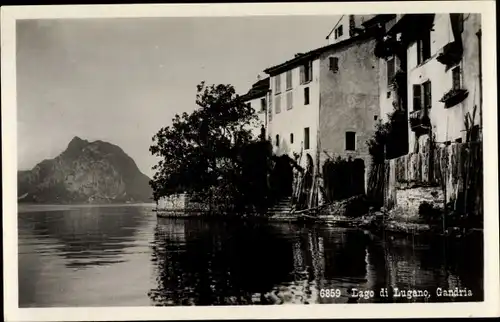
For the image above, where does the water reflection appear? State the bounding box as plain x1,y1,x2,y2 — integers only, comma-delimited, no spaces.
18,207,483,307
18,205,155,307
19,206,147,268
149,219,483,305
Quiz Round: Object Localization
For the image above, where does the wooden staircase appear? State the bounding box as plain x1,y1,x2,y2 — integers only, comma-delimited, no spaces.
267,196,293,216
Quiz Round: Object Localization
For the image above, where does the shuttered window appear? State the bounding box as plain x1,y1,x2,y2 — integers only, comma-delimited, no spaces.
413,84,422,110
268,94,273,122
387,56,395,85
413,81,432,111
274,75,281,94
275,95,281,114
423,81,432,109
286,91,293,110
452,66,461,90
286,70,293,90
417,30,431,65
260,98,266,112
300,61,313,84
329,57,339,73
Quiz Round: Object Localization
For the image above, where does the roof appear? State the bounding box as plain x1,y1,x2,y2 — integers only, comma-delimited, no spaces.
240,77,270,102
263,26,381,76
361,14,396,28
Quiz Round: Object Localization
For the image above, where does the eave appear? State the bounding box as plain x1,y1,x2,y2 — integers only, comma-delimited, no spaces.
264,28,380,76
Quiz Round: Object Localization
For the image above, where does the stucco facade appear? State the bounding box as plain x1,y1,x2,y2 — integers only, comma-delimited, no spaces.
266,60,321,169
406,14,481,149
318,37,380,168
240,77,270,140
246,95,268,139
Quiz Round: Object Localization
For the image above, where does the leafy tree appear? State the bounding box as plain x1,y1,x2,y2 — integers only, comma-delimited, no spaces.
150,82,271,214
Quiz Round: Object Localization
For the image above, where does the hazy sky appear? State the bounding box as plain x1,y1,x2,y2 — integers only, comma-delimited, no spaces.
17,16,339,177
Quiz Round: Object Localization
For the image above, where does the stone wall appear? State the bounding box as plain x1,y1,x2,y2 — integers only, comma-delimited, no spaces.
384,138,483,220
157,193,209,212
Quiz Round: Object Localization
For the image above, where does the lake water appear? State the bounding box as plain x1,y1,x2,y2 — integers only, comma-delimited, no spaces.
18,204,483,307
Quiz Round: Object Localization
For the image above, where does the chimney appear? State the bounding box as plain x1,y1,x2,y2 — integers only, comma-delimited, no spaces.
349,15,356,37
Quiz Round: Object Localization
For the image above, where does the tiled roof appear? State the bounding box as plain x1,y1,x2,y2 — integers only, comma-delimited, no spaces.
240,77,270,102
263,26,380,76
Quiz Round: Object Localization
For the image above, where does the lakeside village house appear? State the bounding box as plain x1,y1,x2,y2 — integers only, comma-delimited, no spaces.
157,14,482,218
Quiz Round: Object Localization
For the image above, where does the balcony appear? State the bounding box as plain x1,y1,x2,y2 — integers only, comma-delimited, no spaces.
409,109,431,135
436,41,463,68
374,36,404,59
439,88,469,108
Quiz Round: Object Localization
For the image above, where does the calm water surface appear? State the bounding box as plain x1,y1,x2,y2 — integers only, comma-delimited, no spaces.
18,204,483,307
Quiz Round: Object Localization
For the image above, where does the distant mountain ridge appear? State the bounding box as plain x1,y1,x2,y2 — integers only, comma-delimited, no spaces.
18,136,153,204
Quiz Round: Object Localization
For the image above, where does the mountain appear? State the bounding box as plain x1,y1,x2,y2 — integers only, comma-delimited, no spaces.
18,137,153,204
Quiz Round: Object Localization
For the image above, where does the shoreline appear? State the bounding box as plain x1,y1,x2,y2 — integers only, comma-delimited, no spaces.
155,210,483,238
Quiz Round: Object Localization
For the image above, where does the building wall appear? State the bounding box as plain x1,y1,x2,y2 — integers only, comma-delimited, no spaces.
246,95,268,139
327,15,351,45
327,15,376,45
318,38,380,172
267,59,321,169
407,14,481,149
378,55,403,123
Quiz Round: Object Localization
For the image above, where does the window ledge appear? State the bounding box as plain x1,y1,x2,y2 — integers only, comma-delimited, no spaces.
413,53,437,70
300,80,313,86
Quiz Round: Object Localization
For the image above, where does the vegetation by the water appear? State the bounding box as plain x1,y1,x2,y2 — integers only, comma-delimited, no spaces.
150,82,275,215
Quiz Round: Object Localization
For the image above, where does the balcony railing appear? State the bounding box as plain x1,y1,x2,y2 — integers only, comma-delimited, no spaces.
409,109,431,134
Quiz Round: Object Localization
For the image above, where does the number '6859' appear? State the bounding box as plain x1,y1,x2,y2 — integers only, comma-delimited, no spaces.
319,289,341,298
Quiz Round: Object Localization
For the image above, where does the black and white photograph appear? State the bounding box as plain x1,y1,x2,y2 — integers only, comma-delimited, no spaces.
2,2,499,320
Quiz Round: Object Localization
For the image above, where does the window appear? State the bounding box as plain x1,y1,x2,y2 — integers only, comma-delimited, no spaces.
413,84,422,110
304,87,310,105
300,61,313,84
268,94,273,122
304,127,310,150
335,25,343,39
417,29,431,65
345,132,356,151
274,75,281,94
286,70,293,90
423,81,432,109
275,135,280,147
290,133,294,144
329,57,339,73
286,91,293,110
260,98,266,112
413,81,432,111
387,56,396,86
275,95,281,114
452,66,461,90
374,115,378,121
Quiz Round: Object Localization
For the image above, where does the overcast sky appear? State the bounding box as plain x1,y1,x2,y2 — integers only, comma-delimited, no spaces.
17,16,339,177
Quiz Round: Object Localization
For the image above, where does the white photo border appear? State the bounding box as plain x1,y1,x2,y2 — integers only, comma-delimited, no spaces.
2,1,499,320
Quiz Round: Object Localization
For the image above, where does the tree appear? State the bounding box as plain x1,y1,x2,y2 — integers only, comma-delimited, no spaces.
150,82,271,214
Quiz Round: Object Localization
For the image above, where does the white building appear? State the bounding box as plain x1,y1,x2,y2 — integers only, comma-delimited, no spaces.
326,14,377,45
240,77,270,140
377,13,482,150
